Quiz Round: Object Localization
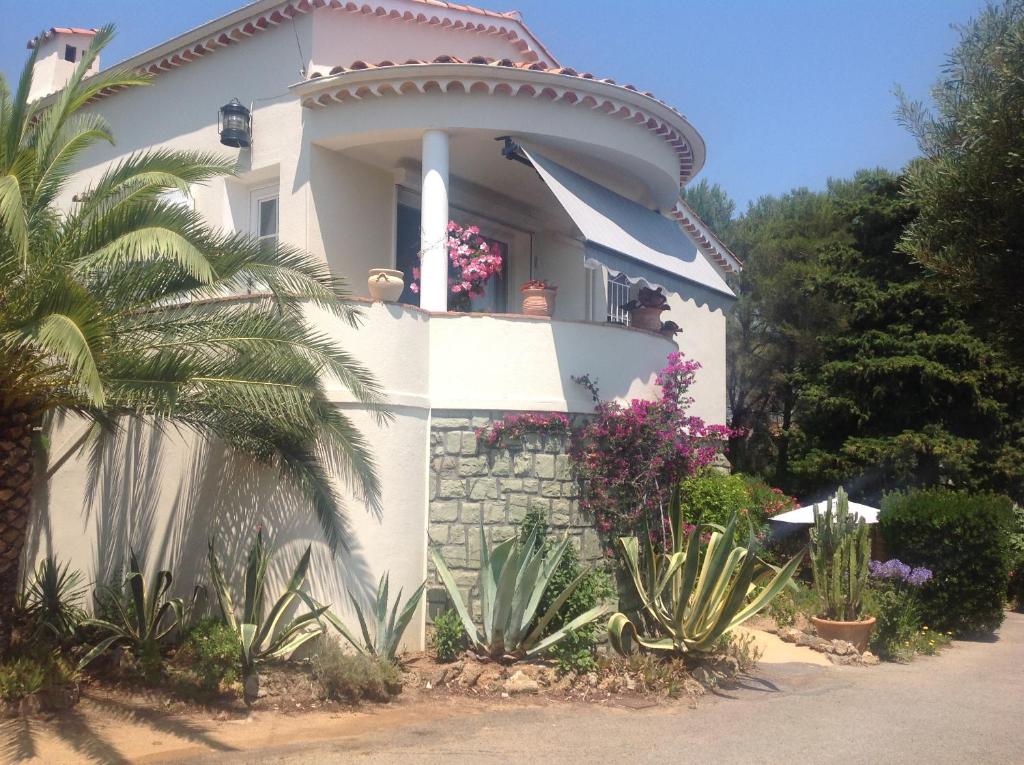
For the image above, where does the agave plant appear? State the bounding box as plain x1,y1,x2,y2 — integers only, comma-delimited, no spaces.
79,550,191,669
810,487,870,621
431,524,608,661
322,573,425,661
208,530,328,703
19,556,87,641
608,492,802,657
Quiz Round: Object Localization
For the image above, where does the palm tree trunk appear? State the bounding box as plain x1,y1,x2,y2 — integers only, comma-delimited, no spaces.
0,408,37,655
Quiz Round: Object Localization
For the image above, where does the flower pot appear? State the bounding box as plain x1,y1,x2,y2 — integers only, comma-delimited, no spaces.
811,615,876,653
629,305,667,332
521,287,557,317
367,268,404,302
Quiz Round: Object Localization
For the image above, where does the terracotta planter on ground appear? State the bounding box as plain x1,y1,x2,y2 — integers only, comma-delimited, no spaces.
629,305,667,332
367,268,404,302
521,287,557,317
811,615,876,653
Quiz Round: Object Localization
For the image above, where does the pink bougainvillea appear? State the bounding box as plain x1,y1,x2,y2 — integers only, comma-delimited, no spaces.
475,412,571,448
569,351,735,553
410,221,503,311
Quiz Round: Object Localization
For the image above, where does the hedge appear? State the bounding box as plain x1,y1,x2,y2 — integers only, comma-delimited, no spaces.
879,488,1013,635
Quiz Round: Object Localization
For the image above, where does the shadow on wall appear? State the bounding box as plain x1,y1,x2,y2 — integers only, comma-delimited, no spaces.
24,417,378,615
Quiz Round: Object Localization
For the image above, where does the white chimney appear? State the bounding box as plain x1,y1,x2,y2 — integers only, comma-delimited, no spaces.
26,27,100,102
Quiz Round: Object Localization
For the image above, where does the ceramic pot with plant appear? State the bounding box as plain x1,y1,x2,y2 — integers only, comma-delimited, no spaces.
809,487,876,651
520,279,557,317
367,268,405,302
621,286,669,331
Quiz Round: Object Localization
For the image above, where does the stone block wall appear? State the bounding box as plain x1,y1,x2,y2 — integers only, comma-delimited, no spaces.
425,409,601,621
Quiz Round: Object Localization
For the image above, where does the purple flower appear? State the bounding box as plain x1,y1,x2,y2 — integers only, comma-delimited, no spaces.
870,559,932,587
907,567,933,586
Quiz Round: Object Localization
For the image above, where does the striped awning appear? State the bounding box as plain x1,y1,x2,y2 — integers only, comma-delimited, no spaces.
522,148,735,301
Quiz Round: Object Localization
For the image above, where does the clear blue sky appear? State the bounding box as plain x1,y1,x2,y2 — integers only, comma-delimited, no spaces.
3,0,984,211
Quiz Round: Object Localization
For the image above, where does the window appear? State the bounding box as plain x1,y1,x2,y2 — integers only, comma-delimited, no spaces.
255,196,278,246
607,272,632,325
248,187,279,293
64,45,77,63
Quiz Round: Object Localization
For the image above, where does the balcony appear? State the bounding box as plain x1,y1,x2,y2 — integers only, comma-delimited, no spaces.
311,300,676,415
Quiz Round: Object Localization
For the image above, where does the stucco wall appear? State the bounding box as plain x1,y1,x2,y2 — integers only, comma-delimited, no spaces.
310,8,528,67
29,405,429,649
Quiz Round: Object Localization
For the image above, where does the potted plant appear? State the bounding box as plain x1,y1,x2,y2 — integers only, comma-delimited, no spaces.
809,487,875,651
409,222,504,312
367,268,405,302
621,286,669,331
520,279,557,317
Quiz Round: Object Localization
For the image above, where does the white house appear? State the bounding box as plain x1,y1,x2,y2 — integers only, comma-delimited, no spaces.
27,1,740,649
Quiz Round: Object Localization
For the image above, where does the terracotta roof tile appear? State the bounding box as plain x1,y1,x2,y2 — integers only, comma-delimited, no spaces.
27,27,99,50
306,56,686,120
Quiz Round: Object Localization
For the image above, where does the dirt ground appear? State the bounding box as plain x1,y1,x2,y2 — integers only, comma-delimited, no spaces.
0,627,863,764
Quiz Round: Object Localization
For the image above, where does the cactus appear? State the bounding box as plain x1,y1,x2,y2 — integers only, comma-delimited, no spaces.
810,487,871,621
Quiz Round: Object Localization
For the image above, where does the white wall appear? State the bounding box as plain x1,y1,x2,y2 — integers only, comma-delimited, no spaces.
306,146,397,294
311,9,528,68
666,294,729,424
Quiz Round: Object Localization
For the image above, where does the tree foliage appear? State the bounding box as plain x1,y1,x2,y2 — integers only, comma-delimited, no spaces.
897,0,1024,363
680,179,735,234
723,171,1024,503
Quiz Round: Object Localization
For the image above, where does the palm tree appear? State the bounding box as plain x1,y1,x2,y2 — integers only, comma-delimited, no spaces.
0,27,389,651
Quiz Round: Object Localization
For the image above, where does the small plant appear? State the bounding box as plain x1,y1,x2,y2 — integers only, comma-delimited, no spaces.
0,651,79,703
809,488,870,621
517,509,614,674
177,619,240,691
431,523,608,661
867,559,934,661
608,496,802,657
475,412,571,448
621,285,669,311
521,279,556,291
409,221,504,311
430,610,465,662
321,572,425,661
312,638,402,703
0,658,45,701
19,557,87,642
79,551,190,673
208,531,328,704
766,582,820,627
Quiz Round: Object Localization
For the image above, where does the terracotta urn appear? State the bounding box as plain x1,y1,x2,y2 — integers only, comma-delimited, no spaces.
629,305,667,332
521,287,557,317
810,615,877,653
367,268,404,302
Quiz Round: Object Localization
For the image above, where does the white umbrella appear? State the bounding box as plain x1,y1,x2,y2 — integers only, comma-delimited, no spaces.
769,498,880,525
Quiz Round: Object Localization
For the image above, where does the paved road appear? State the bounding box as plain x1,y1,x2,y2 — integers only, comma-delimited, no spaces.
183,612,1024,765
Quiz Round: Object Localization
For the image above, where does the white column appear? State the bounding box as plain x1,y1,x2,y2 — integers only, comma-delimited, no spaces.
420,129,450,312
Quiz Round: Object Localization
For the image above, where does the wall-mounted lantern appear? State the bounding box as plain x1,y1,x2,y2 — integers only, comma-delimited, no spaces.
218,98,251,148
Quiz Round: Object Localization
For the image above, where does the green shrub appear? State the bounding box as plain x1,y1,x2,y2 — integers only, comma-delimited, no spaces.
518,510,614,673
879,488,1014,635
1009,505,1024,611
678,471,795,542
766,582,820,627
19,557,87,642
178,619,239,691
430,610,465,663
312,639,402,703
866,583,921,661
0,652,78,702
